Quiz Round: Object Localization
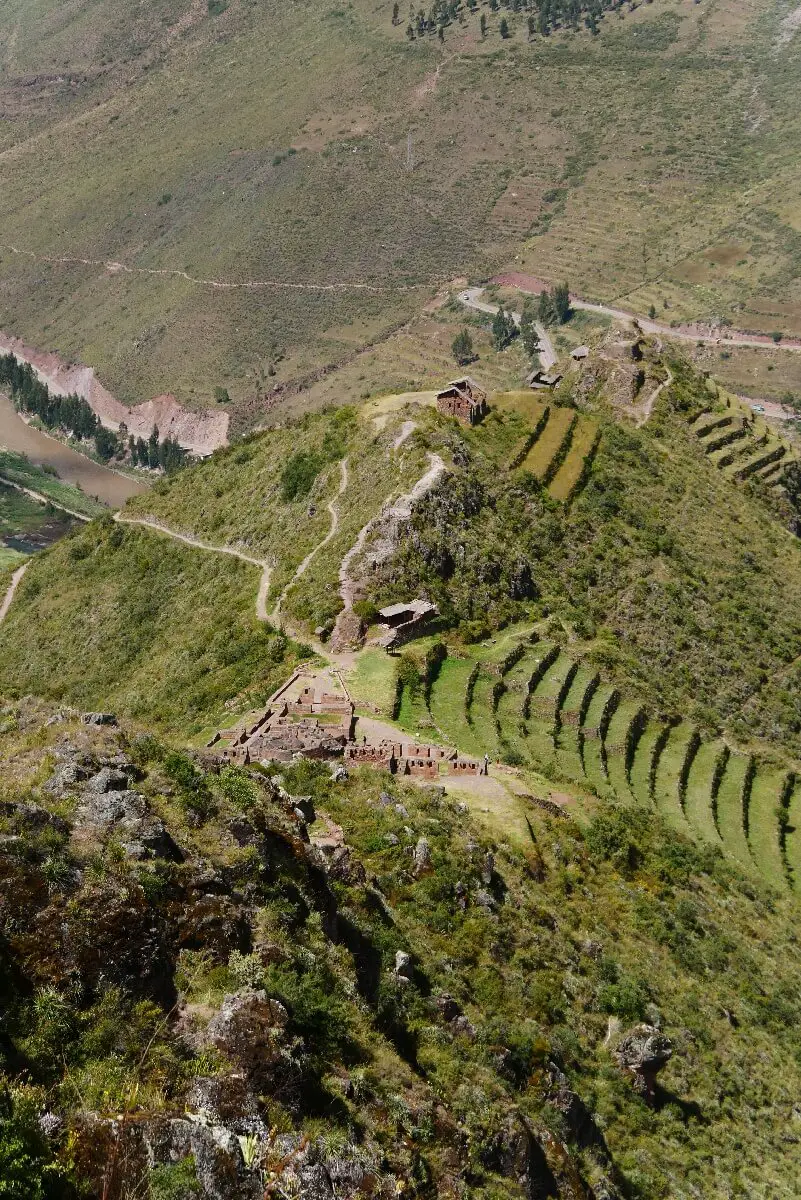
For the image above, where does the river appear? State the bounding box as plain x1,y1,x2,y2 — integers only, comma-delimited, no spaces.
0,392,148,508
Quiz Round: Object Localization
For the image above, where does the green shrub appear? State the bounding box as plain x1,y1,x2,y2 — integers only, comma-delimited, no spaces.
149,1158,201,1200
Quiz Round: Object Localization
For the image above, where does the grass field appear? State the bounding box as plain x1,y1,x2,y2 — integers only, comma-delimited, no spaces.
684,739,726,849
520,406,576,478
747,766,790,891
548,417,600,502
0,520,299,733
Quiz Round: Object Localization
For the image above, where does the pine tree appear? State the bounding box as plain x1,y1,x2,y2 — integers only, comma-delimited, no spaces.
553,281,571,323
499,15,510,35
452,328,474,365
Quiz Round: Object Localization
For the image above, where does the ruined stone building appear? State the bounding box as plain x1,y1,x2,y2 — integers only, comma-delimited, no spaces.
436,377,489,425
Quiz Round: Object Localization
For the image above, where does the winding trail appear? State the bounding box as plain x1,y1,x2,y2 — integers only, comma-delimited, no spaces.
0,562,29,626
457,287,557,371
114,514,273,622
269,458,349,627
2,243,443,296
490,275,801,357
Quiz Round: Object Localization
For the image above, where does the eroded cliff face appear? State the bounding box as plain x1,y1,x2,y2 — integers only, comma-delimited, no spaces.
0,702,619,1200
0,333,229,455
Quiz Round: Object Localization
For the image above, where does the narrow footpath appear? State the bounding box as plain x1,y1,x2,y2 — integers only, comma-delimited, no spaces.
269,458,349,627
114,514,273,622
0,562,29,626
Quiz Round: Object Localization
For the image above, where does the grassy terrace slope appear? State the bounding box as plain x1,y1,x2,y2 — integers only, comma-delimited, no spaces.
401,628,801,894
4,0,801,411
380,360,801,758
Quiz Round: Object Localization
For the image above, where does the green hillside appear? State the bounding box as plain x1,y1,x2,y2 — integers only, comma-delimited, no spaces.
6,351,801,753
3,0,801,414
0,519,298,733
4,705,801,1199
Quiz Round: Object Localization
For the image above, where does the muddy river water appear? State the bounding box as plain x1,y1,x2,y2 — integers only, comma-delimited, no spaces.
0,392,148,509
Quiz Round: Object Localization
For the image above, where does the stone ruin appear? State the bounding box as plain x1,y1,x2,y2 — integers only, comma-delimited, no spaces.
210,674,488,778
212,680,355,766
345,738,487,779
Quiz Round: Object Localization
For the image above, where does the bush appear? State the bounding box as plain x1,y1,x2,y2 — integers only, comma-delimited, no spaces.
280,450,324,502
353,599,380,625
0,1087,72,1199
150,1158,201,1200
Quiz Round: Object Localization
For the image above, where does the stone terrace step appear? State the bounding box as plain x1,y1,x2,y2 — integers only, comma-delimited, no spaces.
683,738,726,849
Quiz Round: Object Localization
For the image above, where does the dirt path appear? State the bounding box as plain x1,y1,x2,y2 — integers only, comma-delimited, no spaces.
114,514,273,622
269,458,348,626
0,562,28,626
338,452,446,612
457,287,556,370
636,366,674,427
3,243,444,296
0,474,93,522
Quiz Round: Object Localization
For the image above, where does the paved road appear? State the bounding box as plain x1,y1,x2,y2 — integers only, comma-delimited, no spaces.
457,288,557,371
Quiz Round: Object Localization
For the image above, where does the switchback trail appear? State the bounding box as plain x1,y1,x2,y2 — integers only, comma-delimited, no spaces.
338,451,446,612
0,562,29,626
114,514,273,622
269,458,349,627
457,287,557,371
490,275,801,356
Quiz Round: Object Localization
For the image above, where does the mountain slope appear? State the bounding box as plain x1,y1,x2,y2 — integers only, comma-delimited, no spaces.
3,703,801,1199
3,0,801,414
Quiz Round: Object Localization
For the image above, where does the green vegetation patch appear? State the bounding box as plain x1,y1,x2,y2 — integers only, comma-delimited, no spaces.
0,520,297,733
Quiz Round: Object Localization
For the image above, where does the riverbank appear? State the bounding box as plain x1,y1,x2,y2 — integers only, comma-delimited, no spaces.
0,393,147,508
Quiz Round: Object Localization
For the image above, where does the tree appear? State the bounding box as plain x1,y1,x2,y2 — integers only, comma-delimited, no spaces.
553,281,571,323
538,290,558,326
492,306,517,351
452,328,474,365
438,21,445,39
94,426,119,462
499,15,510,35
520,299,541,357
148,425,160,470
393,1,400,22
648,304,656,320
480,12,487,35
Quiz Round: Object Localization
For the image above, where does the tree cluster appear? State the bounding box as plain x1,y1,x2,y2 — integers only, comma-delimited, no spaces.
0,351,187,472
401,0,613,41
492,306,518,351
537,282,572,326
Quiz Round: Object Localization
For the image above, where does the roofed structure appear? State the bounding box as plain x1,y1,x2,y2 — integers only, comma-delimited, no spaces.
436,376,489,425
527,369,563,391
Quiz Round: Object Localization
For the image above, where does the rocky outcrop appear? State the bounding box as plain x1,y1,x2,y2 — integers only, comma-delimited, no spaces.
204,990,294,1089
614,1024,673,1101
74,779,180,861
